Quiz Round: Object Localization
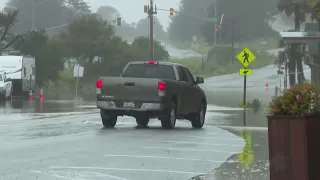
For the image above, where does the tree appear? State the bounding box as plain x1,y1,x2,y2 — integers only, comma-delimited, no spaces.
13,12,171,97
6,0,90,34
62,0,91,14
168,0,209,42
131,36,169,61
136,17,167,40
14,30,66,85
96,5,120,21
277,0,308,84
66,14,116,63
0,9,22,51
168,0,278,43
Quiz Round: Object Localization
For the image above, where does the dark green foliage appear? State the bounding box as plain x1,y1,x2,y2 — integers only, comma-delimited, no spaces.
168,0,279,43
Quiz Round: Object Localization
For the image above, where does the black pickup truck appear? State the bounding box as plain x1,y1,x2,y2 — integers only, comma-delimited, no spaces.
96,61,207,129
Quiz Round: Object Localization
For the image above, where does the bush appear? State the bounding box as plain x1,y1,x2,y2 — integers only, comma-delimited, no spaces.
268,83,320,116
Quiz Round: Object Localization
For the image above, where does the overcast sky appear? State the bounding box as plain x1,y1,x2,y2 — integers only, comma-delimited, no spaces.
0,0,181,30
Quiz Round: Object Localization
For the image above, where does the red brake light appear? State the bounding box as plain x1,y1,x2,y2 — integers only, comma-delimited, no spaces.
158,81,166,90
144,61,158,64
96,79,103,88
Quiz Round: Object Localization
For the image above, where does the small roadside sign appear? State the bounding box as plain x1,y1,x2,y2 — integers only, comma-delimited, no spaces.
239,68,252,76
236,47,256,67
73,64,84,77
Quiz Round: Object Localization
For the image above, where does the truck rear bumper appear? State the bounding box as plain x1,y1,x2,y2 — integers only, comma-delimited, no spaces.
97,100,165,117
96,101,163,111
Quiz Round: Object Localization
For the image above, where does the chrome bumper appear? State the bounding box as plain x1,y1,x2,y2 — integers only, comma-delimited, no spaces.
96,101,163,111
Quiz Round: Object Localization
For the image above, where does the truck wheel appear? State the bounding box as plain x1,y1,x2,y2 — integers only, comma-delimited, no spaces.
161,103,176,129
191,102,206,128
101,116,117,128
136,117,149,127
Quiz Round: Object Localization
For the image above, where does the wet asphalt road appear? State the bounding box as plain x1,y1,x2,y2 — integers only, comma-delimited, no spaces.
2,63,302,180
0,100,246,180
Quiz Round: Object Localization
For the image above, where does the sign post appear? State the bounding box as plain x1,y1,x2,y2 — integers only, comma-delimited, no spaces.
236,47,256,126
73,64,84,101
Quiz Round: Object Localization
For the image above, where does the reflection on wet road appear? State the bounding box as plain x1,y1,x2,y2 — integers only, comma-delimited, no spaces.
0,63,278,180
0,100,246,180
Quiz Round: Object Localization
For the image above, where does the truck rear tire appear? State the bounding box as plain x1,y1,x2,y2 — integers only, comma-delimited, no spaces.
191,103,206,128
161,103,176,129
136,117,149,127
101,116,117,128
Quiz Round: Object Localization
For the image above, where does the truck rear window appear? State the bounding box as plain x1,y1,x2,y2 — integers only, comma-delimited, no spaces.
122,64,176,80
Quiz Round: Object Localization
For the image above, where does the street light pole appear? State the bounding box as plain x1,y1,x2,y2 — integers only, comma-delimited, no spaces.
31,0,49,30
32,0,35,29
231,19,234,63
214,0,217,46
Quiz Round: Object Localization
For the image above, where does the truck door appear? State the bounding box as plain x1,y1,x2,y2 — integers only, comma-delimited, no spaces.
181,67,198,113
176,66,190,114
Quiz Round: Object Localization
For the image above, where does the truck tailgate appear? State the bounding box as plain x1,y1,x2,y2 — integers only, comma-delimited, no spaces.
101,77,161,101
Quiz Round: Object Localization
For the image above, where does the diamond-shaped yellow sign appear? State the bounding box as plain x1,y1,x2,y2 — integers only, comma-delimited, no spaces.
236,48,256,67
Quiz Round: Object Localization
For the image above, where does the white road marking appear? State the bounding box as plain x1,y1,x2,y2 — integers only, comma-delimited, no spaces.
143,147,239,153
50,171,128,180
218,125,268,131
31,171,79,180
104,154,223,163
49,166,203,175
187,135,244,141
32,170,128,180
165,140,244,147
206,132,224,135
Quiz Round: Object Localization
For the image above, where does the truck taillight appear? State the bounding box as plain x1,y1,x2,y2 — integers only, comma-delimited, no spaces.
96,79,103,88
158,81,166,96
158,81,166,90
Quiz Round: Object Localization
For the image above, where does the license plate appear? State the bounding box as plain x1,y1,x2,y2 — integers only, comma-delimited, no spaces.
123,101,135,108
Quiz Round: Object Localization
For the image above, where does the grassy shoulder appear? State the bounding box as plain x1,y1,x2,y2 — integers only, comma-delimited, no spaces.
169,51,275,78
169,38,278,77
173,38,278,55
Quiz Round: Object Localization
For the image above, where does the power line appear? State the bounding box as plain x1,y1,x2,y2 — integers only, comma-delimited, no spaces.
45,23,68,31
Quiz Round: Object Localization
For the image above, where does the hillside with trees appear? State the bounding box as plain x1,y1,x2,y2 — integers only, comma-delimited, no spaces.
1,0,169,99
167,0,279,44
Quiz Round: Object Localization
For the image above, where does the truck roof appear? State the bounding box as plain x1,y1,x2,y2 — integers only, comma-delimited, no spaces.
129,61,187,68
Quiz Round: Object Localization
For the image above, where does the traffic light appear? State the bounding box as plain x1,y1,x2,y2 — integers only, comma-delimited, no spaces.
116,17,121,26
215,24,219,32
169,8,173,15
144,5,148,13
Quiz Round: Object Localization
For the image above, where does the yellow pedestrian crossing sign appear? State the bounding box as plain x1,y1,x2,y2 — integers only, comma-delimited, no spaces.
239,68,252,76
236,48,256,67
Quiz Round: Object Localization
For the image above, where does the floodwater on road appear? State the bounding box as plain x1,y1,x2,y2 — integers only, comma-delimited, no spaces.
0,99,245,180
0,99,268,180
2,63,309,180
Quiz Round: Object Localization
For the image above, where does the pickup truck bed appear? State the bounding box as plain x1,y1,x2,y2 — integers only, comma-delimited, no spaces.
96,61,207,129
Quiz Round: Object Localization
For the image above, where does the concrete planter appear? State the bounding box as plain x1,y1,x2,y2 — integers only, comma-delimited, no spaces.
267,115,320,180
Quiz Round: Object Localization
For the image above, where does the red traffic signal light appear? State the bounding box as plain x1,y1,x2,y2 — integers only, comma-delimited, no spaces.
215,24,219,32
169,8,173,15
144,5,148,13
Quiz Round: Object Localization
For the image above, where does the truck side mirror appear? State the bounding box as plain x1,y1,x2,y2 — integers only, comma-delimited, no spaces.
195,77,204,84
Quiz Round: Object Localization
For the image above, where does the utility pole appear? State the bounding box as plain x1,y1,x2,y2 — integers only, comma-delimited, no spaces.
146,0,157,60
